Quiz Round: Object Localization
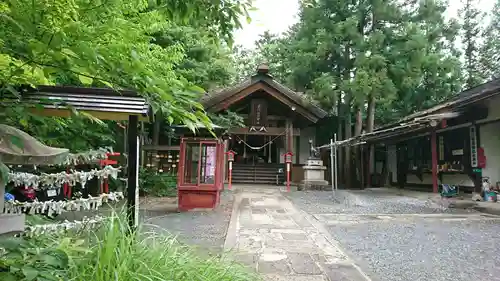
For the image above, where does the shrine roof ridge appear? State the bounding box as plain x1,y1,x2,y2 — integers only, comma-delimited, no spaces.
202,71,327,121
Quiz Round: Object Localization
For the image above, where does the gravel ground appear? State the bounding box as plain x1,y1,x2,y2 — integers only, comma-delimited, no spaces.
285,189,476,214
143,191,234,254
52,191,234,254
328,219,500,281
286,189,500,281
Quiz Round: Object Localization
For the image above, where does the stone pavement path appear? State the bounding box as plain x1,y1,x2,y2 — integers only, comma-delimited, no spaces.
224,186,371,281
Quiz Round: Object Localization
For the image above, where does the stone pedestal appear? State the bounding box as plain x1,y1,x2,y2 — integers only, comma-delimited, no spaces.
298,158,330,191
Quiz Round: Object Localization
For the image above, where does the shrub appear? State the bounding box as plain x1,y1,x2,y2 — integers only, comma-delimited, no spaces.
0,213,259,281
139,167,177,197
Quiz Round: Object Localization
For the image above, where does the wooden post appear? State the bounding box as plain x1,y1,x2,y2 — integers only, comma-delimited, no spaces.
243,135,247,159
431,130,438,193
268,136,272,163
127,115,139,230
361,145,365,189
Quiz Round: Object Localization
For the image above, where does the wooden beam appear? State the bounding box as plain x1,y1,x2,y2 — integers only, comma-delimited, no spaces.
239,114,287,121
142,145,180,151
229,127,300,136
29,108,149,121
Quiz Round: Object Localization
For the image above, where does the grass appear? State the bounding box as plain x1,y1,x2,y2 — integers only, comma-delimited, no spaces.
1,212,260,281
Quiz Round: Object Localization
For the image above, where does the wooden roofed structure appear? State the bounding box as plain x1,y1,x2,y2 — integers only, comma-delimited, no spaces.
324,78,500,193
1,84,152,228
19,85,151,121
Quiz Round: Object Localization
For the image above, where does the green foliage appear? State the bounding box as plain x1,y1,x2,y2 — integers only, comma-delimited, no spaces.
480,0,500,80
459,0,485,88
153,25,236,91
0,0,253,152
235,0,464,125
139,167,177,197
0,213,259,281
208,110,245,130
0,236,87,281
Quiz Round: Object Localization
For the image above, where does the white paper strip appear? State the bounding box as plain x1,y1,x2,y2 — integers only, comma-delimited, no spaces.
24,215,106,237
3,192,124,216
8,166,121,190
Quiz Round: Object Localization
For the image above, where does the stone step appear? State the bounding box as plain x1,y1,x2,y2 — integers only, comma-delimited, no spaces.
232,173,285,180
231,179,281,184
233,165,284,171
232,169,277,175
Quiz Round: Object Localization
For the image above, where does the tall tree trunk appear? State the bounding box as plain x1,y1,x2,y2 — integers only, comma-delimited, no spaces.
336,92,344,183
343,45,353,188
366,94,376,187
353,105,363,188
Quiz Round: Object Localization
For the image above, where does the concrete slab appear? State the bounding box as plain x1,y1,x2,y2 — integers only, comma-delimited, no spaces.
261,275,327,281
258,259,291,274
288,252,322,275
281,232,309,241
322,263,369,281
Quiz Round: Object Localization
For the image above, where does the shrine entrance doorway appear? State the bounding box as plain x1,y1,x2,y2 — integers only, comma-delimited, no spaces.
177,138,225,211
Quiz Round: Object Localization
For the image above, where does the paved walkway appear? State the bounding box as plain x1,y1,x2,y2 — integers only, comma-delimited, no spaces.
224,186,371,281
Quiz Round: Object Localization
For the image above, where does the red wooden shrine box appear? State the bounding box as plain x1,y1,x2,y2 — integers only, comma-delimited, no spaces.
177,138,225,211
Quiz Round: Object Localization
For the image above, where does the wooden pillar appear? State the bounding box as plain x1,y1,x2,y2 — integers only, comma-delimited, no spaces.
127,115,139,229
361,145,365,189
286,119,293,153
223,139,228,183
268,137,272,163
243,134,247,159
431,130,438,193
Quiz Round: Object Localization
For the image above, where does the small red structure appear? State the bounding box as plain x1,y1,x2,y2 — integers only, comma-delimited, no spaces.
99,152,121,194
177,138,225,211
225,150,236,190
283,152,293,192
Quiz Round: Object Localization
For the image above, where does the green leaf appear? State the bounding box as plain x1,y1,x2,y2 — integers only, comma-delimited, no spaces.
0,237,22,250
21,266,39,281
0,272,17,281
78,75,93,85
187,85,205,94
19,118,28,127
39,249,69,268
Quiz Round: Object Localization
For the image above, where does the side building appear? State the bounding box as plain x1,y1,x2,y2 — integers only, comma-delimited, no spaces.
366,78,500,193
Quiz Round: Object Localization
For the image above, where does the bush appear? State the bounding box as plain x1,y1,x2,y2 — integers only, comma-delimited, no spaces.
0,213,260,281
139,167,177,197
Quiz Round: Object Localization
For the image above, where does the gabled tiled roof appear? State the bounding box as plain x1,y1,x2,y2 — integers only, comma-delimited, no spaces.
202,68,327,121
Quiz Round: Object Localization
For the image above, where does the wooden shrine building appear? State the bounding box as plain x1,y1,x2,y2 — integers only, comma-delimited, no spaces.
201,65,327,184
143,65,328,184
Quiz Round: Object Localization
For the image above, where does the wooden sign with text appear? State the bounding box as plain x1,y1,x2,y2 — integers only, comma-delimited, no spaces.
250,99,268,126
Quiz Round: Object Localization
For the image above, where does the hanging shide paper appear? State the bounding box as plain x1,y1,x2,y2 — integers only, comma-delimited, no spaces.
4,192,124,216
8,165,121,189
24,215,106,237
62,147,114,166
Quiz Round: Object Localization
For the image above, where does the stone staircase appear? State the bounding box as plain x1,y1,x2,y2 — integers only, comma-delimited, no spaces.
232,163,285,185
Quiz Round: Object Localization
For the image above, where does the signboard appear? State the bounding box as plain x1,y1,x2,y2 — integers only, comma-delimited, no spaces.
250,99,268,126
470,126,478,167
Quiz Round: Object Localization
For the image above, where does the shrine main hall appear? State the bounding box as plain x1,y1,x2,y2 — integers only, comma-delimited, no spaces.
143,65,328,185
